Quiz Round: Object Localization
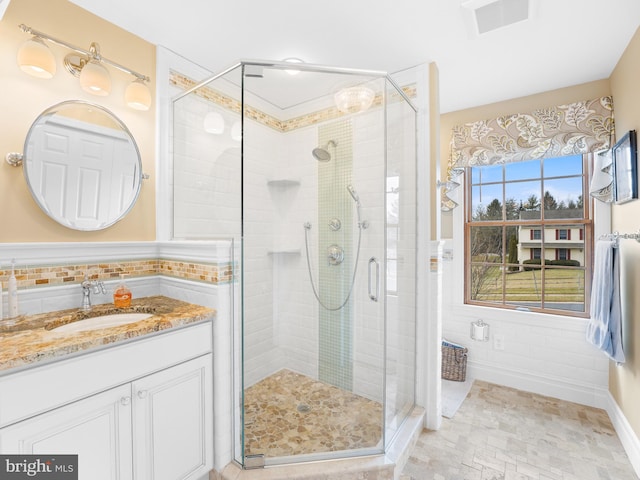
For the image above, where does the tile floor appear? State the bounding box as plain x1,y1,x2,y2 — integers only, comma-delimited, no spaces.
243,369,382,457
402,380,638,480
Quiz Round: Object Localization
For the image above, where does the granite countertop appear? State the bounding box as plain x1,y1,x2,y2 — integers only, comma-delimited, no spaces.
0,296,215,374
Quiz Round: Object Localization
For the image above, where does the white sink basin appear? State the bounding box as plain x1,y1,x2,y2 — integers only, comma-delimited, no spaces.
50,313,153,333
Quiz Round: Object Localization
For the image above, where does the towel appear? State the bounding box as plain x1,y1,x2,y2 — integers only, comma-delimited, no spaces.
586,240,625,364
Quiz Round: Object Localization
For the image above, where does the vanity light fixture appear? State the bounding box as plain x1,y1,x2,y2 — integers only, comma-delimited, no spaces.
334,85,375,114
17,24,152,111
125,78,153,111
17,36,56,78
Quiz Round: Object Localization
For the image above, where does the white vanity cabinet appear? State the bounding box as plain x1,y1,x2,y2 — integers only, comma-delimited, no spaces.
0,384,134,480
132,355,212,480
0,322,213,480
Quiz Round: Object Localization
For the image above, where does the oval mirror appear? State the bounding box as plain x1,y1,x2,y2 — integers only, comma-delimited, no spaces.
23,101,143,231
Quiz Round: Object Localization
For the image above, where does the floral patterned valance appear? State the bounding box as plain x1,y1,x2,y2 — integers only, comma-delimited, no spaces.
440,96,615,211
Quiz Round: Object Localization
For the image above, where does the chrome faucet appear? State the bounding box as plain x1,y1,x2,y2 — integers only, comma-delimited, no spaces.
81,274,106,310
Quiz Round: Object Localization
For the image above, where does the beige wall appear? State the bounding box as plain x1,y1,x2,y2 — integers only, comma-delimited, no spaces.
0,0,156,242
609,26,640,441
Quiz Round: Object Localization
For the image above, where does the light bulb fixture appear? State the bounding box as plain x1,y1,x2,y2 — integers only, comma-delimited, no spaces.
283,57,304,76
79,44,111,96
334,85,375,114
204,112,225,134
125,78,152,111
17,36,56,78
17,24,151,109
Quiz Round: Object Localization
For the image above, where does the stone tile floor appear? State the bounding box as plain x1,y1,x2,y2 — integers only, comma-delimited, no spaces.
402,381,638,480
243,369,382,457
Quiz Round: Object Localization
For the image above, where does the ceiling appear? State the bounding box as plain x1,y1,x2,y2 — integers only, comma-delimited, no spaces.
67,0,640,113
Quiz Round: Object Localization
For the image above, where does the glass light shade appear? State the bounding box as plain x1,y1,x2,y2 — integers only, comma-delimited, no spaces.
125,79,151,111
80,60,111,96
203,112,225,134
17,37,56,79
334,86,375,114
283,57,303,76
231,121,242,142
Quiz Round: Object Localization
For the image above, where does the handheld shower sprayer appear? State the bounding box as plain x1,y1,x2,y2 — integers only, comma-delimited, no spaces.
346,184,368,229
347,184,360,206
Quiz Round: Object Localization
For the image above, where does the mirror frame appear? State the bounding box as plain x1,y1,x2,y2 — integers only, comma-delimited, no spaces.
23,100,143,231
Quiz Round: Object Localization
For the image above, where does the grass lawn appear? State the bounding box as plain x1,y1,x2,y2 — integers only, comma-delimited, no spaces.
471,265,585,302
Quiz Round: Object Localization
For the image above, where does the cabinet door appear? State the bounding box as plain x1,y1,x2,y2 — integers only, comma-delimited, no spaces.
0,384,133,480
133,354,213,480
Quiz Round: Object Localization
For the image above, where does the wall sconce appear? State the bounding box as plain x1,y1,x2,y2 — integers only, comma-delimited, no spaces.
17,24,152,111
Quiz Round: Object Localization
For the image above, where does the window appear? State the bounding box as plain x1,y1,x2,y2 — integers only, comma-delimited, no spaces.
466,154,592,316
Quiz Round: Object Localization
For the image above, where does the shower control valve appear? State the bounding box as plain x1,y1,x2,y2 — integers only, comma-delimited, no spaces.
327,244,344,265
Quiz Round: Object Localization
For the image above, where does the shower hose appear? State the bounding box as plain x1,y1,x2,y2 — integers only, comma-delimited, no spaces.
303,222,362,311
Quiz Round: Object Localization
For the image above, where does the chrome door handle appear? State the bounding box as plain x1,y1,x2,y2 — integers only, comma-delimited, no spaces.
368,257,379,302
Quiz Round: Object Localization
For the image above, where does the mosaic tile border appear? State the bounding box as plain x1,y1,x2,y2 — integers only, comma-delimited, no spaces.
170,70,416,133
0,259,233,290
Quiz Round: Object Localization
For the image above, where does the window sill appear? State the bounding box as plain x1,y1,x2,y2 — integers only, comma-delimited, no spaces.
449,301,588,331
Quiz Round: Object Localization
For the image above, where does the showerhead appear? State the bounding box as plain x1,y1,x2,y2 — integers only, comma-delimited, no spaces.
347,184,360,204
312,140,336,162
312,147,331,162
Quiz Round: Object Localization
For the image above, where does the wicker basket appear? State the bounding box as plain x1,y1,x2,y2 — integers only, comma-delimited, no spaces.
441,341,468,382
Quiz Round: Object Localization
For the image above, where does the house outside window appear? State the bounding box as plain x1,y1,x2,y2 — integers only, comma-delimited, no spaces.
465,154,592,316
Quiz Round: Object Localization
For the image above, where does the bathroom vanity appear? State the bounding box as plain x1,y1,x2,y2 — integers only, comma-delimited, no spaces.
0,296,215,480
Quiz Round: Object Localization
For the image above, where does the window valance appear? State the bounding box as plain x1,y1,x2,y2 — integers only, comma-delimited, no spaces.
442,96,615,210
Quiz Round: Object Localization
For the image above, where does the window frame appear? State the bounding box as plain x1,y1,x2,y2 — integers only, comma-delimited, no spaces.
463,154,593,318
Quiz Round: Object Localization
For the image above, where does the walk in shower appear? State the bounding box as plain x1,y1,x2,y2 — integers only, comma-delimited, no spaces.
172,60,417,468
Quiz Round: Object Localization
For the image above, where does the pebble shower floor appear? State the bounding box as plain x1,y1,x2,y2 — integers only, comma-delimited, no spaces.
243,369,383,457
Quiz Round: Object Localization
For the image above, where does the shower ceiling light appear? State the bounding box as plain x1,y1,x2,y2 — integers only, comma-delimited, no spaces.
17,24,151,110
283,57,304,76
334,85,375,114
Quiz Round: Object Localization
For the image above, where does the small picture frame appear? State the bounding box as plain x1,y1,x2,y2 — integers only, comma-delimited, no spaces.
613,130,638,204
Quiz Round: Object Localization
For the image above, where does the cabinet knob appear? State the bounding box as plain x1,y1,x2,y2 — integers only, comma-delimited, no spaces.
137,390,148,399
120,396,131,406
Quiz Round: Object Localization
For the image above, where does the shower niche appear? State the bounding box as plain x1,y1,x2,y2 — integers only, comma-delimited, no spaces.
172,61,418,469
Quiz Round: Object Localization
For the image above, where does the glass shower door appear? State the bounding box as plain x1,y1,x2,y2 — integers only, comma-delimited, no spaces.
239,65,388,466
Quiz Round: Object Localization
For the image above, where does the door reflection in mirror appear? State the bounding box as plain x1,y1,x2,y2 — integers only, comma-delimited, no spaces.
23,101,143,231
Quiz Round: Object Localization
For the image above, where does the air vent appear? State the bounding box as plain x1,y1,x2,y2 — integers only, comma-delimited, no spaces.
462,0,532,36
